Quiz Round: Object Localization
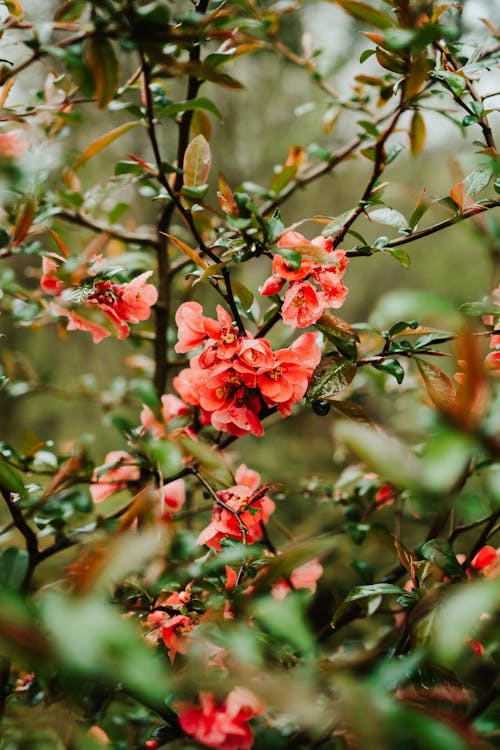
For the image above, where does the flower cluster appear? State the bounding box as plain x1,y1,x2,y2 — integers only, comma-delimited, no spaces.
178,687,263,750
40,254,157,342
260,230,349,329
197,464,275,550
173,301,321,437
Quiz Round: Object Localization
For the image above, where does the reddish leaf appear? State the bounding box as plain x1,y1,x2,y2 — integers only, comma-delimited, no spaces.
416,358,456,411
183,134,211,188
217,172,238,215
12,195,36,246
74,121,142,170
163,232,208,270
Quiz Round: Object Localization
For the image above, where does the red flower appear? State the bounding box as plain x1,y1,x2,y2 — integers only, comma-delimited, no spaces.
197,464,275,550
272,559,323,600
272,252,314,282
178,687,262,750
470,545,499,575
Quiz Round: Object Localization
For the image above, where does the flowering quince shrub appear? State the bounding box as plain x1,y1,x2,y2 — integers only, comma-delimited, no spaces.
0,1,500,750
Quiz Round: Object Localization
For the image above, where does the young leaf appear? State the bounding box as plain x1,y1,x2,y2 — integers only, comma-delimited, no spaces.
409,110,426,157
183,134,211,187
163,232,208,270
217,172,239,215
332,583,409,626
416,358,456,411
74,121,142,170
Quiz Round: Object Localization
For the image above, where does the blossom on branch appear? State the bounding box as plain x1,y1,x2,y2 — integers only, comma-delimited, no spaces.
173,302,321,437
40,254,157,341
260,230,349,329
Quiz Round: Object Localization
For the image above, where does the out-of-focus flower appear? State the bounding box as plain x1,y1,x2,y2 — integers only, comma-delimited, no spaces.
178,687,263,750
90,451,140,504
0,129,29,158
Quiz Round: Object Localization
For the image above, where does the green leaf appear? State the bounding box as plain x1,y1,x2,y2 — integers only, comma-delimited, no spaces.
275,246,302,269
158,97,222,120
420,429,473,493
41,593,173,706
145,440,183,478
433,69,466,97
230,280,254,311
372,358,405,383
54,0,87,21
0,455,26,497
369,207,408,229
333,0,395,29
332,583,409,626
336,421,421,490
433,580,500,664
0,547,29,592
183,134,211,188
462,168,492,196
177,435,232,486
252,592,315,656
420,538,466,579
305,354,357,406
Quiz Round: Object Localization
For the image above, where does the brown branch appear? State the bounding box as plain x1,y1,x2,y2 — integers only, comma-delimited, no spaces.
0,488,38,592
55,209,159,248
434,41,496,151
345,199,500,256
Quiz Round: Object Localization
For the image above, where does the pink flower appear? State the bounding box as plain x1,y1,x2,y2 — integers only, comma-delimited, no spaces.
178,687,262,750
313,264,349,308
162,479,186,516
257,333,321,416
175,301,209,353
146,611,194,662
260,273,285,296
41,255,65,296
91,451,140,504
0,129,29,158
141,394,189,439
272,559,323,600
53,305,111,344
281,281,324,329
87,273,157,334
485,349,500,376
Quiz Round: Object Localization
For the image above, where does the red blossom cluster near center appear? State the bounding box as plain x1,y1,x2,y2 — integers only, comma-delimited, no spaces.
178,687,263,750
40,253,157,342
173,301,321,437
197,464,275,550
260,230,349,329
